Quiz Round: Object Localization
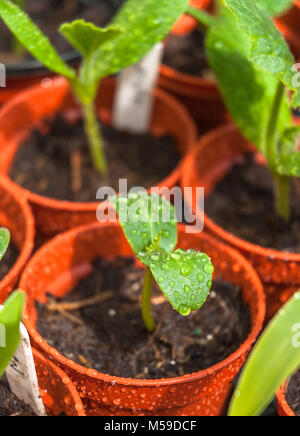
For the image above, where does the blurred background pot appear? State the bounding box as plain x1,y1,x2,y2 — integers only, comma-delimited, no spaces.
20,222,265,416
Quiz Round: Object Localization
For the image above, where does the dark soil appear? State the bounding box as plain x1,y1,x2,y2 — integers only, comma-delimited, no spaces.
0,378,36,416
0,0,125,64
36,257,251,379
0,244,19,281
9,116,179,202
163,27,214,80
205,153,300,253
286,371,300,416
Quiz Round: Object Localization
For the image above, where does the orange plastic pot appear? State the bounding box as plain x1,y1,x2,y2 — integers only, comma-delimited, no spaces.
0,174,34,302
0,76,197,237
32,347,85,416
276,383,295,417
172,0,214,36
181,123,300,318
20,221,265,416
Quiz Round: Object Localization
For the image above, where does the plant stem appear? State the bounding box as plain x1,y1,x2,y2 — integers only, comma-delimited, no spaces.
141,267,155,333
274,175,291,221
82,101,107,175
265,81,291,220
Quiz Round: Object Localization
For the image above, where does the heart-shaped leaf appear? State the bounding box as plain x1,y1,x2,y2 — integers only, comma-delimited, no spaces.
144,248,214,316
110,193,177,263
0,228,10,262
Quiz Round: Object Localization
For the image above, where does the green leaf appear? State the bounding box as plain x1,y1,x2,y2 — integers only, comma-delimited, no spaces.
91,0,189,81
59,20,123,58
223,0,300,107
276,126,300,176
0,228,10,262
144,249,213,316
205,3,291,154
187,5,215,28
229,291,300,416
255,0,293,17
0,291,25,378
110,193,177,263
0,0,75,79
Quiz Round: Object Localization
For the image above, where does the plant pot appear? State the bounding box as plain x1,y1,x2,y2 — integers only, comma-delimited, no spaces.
20,221,265,416
276,383,295,417
181,123,300,319
32,347,85,416
0,76,197,237
0,174,34,302
171,0,213,36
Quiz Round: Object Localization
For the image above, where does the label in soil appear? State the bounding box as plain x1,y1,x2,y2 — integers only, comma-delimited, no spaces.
113,43,164,133
5,322,47,416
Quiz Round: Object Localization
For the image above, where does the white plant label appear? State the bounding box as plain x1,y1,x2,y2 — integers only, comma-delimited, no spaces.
113,42,164,133
5,321,47,416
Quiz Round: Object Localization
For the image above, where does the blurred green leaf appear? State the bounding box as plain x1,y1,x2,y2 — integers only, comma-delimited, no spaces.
255,0,293,17
0,228,10,262
229,291,300,416
0,291,25,378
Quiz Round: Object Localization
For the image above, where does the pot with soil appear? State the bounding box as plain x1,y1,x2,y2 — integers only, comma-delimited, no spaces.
19,220,265,416
277,374,300,417
181,123,300,320
0,76,196,237
0,347,85,416
0,174,34,302
0,0,125,105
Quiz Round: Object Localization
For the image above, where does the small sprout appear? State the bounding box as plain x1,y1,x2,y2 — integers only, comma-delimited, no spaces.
110,193,214,332
0,227,10,262
189,0,300,222
0,0,189,175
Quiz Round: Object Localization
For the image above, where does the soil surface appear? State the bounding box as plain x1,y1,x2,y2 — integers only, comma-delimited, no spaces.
286,371,300,416
0,244,19,281
206,153,300,253
9,116,179,202
163,27,214,80
0,0,125,64
36,257,251,379
0,378,36,416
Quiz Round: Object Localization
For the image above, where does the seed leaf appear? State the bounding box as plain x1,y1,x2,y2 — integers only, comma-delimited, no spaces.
223,0,300,107
0,0,76,79
144,249,214,316
59,20,123,58
255,0,293,17
110,193,177,263
229,291,300,416
0,228,10,262
205,3,291,154
0,291,25,378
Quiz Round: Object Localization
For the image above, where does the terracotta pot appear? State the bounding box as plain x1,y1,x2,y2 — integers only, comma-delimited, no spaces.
32,347,85,416
20,221,265,416
181,123,300,318
276,383,295,417
275,1,300,60
0,174,34,302
0,76,197,237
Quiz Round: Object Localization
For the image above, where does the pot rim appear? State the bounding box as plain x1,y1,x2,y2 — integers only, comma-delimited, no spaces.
181,122,300,265
21,221,265,388
276,382,295,416
0,76,197,212
0,173,35,295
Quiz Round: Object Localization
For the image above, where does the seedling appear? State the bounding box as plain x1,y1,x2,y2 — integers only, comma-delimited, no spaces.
229,291,300,416
0,0,189,174
110,193,214,332
0,227,25,377
189,0,300,221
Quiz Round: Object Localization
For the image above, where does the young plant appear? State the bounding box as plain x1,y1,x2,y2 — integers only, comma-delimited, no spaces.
0,0,189,174
0,227,25,377
229,291,300,416
110,193,214,332
189,0,300,221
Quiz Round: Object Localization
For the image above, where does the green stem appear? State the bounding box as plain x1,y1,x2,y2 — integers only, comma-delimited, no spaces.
82,101,107,175
266,82,291,220
141,267,155,333
274,175,291,221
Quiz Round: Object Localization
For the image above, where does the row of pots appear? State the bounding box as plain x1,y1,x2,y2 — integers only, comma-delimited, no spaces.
0,79,297,415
